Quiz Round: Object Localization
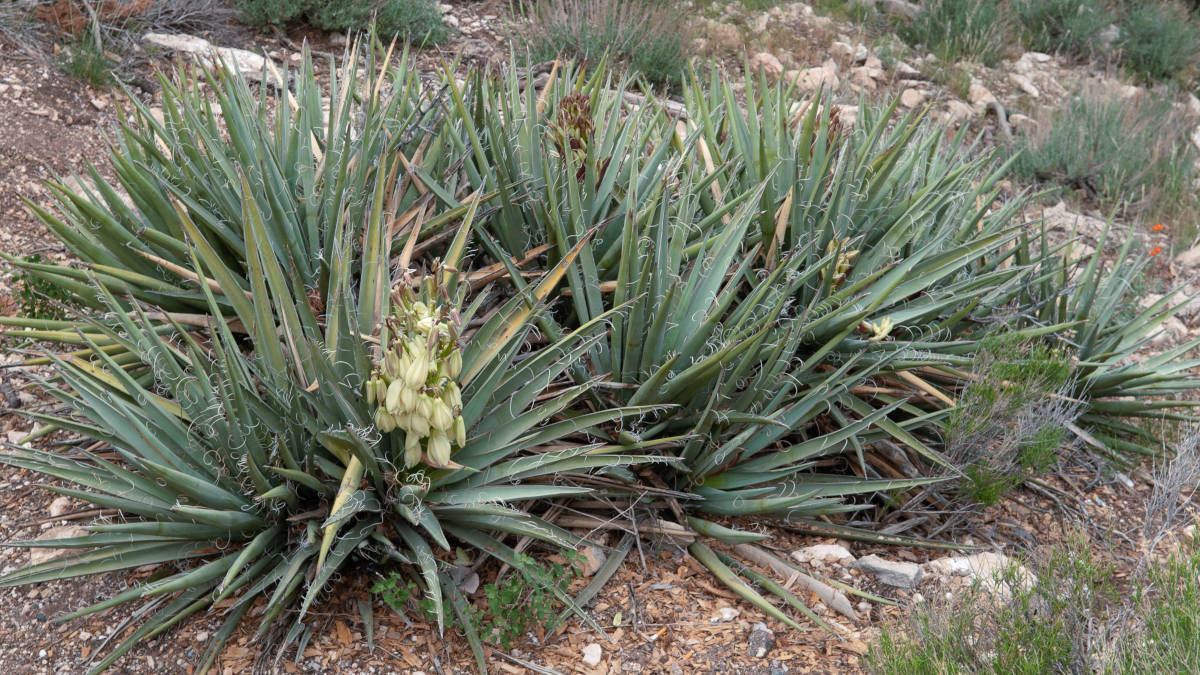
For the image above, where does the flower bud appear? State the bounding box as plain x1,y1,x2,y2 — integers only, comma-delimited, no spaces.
400,385,418,413
427,431,451,466
374,407,396,433
407,413,430,438
385,379,404,412
405,351,428,389
384,351,403,380
442,381,461,409
447,349,462,379
430,399,453,431
454,416,466,447
403,433,422,468
417,395,433,420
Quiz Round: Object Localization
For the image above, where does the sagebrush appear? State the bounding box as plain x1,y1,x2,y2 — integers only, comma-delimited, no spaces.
1011,87,1199,227
234,0,447,43
902,0,1010,66
512,0,688,84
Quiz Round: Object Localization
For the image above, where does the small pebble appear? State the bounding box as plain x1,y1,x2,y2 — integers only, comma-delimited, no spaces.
711,606,740,623
581,643,602,667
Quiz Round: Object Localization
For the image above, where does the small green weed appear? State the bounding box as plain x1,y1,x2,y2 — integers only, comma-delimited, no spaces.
868,535,1119,674
1117,539,1200,671
372,550,583,650
925,61,973,101
12,254,73,320
811,0,876,23
962,464,1023,506
871,33,910,69
735,0,785,11
870,536,1200,674
948,332,1071,440
1018,425,1066,473
58,38,116,87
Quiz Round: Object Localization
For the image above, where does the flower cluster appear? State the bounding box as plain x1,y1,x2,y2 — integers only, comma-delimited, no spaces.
866,317,893,342
822,237,859,289
366,286,466,469
548,92,598,182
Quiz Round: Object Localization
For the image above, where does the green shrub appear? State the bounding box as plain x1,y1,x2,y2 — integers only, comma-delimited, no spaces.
868,536,1118,674
870,536,1200,674
1011,89,1198,226
1014,0,1116,60
944,334,1075,506
902,0,1010,66
1018,425,1067,473
1118,541,1200,671
308,0,447,44
233,0,447,44
512,0,688,85
231,0,306,27
1117,1,1200,83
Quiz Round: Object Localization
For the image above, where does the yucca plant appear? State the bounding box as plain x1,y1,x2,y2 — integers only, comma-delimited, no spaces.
427,64,1060,623
443,62,1200,614
1017,226,1200,459
0,48,673,672
459,66,1051,493
2,43,472,318
5,229,667,671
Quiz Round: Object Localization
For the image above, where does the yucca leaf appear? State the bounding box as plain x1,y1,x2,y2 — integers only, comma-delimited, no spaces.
689,541,804,631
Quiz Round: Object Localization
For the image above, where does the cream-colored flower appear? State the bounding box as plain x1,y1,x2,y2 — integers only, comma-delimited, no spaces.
427,430,452,466
454,416,467,447
399,385,417,413
430,399,454,431
374,407,396,433
404,351,428,389
370,280,469,468
385,379,404,411
867,317,894,342
404,433,422,468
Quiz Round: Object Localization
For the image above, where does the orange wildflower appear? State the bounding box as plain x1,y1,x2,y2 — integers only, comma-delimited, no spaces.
1152,223,1166,232
1150,245,1164,256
